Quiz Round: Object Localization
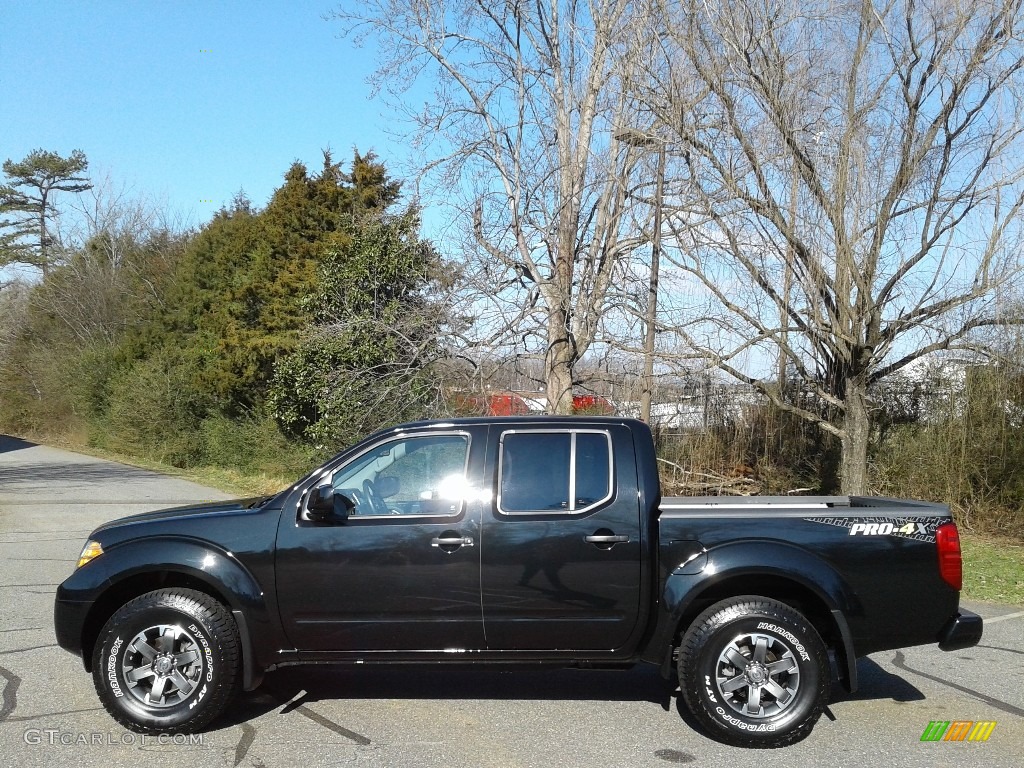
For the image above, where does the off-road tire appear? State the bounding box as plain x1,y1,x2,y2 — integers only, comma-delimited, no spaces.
677,595,830,748
91,588,240,733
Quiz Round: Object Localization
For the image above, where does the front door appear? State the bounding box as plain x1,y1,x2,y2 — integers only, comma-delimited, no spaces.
276,427,487,652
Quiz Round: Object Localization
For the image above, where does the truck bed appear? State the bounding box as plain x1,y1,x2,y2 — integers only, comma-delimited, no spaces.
655,494,957,656
660,495,948,514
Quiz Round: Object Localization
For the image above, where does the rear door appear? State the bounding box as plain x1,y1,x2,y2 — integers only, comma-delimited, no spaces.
479,424,643,651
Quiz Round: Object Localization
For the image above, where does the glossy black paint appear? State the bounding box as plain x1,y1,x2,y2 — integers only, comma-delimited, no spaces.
275,425,490,652
479,423,645,652
54,416,977,685
938,609,984,651
642,499,969,693
54,498,287,673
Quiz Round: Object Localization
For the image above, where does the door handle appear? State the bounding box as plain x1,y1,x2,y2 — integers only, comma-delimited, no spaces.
431,535,474,552
585,534,630,544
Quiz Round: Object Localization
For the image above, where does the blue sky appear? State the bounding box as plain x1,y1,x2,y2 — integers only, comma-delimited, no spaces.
1,1,415,230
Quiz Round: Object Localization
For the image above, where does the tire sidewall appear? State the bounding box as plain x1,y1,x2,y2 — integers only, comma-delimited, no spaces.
93,596,228,731
683,604,827,744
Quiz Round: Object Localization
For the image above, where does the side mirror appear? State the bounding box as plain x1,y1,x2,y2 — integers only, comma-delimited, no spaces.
307,485,353,522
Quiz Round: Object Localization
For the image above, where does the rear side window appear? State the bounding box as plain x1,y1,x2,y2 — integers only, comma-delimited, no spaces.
498,430,613,514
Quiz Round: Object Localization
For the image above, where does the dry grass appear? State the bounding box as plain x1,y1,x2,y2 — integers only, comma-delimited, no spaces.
12,429,293,497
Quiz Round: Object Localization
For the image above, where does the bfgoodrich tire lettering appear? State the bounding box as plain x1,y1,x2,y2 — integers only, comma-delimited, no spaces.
677,596,830,748
91,588,240,733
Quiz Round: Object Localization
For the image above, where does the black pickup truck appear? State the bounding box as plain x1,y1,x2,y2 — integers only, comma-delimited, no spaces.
54,417,981,747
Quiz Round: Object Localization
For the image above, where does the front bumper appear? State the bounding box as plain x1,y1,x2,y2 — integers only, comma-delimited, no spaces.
53,585,90,658
938,609,983,651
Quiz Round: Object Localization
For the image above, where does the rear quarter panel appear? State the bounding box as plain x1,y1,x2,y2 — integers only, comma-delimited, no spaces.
655,497,959,657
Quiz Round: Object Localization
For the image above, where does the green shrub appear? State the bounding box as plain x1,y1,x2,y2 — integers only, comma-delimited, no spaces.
199,412,321,476
102,349,210,466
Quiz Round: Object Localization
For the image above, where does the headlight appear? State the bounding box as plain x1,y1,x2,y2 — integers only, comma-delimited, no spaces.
77,540,104,569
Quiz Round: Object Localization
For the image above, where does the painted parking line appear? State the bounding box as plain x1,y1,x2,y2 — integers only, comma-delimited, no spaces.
984,610,1024,625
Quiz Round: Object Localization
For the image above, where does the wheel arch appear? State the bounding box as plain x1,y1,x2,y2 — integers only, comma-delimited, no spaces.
652,549,860,692
81,569,233,673
673,576,842,654
75,537,273,691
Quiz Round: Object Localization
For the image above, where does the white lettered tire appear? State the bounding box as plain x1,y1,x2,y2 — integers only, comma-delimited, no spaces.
677,596,830,748
92,588,240,733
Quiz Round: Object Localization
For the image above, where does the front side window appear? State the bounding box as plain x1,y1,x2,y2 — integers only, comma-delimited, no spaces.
330,433,470,516
498,430,613,514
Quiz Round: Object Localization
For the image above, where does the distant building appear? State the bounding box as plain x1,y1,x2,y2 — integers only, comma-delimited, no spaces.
451,391,615,416
452,391,531,416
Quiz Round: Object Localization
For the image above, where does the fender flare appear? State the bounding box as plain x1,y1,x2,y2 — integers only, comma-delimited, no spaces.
67,536,276,689
650,540,861,692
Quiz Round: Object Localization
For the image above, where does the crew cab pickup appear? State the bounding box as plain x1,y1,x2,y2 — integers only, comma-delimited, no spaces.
54,417,982,747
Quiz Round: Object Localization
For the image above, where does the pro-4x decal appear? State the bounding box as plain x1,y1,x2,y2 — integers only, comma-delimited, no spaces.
802,516,945,542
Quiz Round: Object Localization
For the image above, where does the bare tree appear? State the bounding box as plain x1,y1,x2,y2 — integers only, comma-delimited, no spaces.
30,178,188,346
0,280,29,363
647,0,1024,492
330,0,647,413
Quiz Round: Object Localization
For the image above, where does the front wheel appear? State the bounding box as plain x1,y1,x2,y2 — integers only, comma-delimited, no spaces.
677,596,830,748
92,588,240,733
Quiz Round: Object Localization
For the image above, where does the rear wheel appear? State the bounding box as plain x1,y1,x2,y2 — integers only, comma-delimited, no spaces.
92,588,240,733
677,596,830,748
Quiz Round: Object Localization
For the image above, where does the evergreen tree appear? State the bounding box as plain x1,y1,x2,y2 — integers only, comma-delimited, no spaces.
154,150,402,416
267,208,452,446
0,149,92,276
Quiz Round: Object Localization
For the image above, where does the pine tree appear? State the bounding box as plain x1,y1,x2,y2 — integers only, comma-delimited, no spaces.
0,149,92,276
153,150,403,416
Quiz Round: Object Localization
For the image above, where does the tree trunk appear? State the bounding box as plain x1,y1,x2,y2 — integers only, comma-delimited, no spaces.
546,306,574,415
840,379,870,495
39,189,49,278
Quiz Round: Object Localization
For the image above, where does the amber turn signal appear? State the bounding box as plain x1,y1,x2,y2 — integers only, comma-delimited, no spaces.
77,540,104,569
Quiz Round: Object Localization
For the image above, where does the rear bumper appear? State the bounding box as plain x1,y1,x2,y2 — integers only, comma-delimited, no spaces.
938,609,983,651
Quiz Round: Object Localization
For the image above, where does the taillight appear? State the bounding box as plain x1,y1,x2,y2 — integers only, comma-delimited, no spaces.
936,522,963,591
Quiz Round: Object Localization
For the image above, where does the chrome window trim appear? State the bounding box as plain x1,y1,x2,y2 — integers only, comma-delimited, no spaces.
496,428,614,516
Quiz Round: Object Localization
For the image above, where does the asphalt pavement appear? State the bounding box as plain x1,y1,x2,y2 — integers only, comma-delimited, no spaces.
1,435,1021,767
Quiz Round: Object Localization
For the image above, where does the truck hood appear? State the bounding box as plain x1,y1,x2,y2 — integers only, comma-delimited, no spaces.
93,497,271,534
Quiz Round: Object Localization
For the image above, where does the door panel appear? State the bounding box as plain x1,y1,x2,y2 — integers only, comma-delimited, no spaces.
275,428,487,652
480,425,643,651
276,519,482,651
